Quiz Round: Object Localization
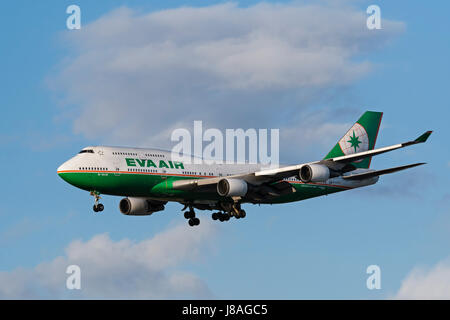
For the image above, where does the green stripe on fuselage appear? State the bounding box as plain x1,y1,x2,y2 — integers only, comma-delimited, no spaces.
58,172,346,204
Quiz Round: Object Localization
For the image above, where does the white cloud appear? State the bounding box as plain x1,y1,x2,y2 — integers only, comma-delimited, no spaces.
50,2,404,158
0,222,216,299
279,111,351,161
395,260,450,299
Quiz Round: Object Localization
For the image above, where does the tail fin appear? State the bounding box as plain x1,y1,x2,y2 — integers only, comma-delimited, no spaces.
324,111,383,168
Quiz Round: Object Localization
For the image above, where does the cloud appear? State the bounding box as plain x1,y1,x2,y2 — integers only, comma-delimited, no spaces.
0,222,216,299
395,260,450,299
279,111,351,161
50,2,404,158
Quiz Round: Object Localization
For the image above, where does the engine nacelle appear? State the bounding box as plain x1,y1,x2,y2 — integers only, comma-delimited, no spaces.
217,179,248,197
298,164,330,183
119,197,165,216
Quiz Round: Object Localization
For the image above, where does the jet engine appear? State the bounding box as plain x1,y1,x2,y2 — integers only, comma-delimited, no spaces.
119,197,165,216
298,164,330,183
217,179,248,197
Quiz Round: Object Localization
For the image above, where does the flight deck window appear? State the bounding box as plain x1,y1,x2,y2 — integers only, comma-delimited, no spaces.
79,150,94,154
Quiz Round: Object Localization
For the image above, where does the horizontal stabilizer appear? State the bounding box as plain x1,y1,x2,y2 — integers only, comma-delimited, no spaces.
342,163,426,180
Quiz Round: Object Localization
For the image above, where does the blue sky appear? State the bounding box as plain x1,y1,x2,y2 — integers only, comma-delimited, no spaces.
0,0,449,299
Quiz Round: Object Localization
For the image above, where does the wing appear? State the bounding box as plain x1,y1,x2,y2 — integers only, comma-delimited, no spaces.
341,162,426,180
171,131,432,197
319,131,432,169
251,130,432,178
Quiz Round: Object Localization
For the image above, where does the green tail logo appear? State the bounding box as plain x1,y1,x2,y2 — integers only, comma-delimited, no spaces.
324,111,383,168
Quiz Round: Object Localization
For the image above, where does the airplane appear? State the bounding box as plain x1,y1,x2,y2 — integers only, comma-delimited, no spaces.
57,111,432,227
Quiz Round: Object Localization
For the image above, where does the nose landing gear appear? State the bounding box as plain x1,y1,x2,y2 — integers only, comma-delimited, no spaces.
93,203,104,212
91,191,104,212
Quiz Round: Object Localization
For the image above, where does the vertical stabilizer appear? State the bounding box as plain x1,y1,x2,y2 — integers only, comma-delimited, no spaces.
324,111,383,168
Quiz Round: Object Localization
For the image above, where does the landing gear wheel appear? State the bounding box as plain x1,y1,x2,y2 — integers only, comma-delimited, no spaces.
231,203,245,219
223,214,230,221
91,191,103,213
93,203,104,212
212,212,220,220
184,211,195,219
188,217,200,226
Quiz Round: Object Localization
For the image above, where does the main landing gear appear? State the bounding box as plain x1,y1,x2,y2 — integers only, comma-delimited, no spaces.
211,212,230,222
211,204,246,222
91,191,104,213
180,203,246,227
231,206,246,219
183,207,200,227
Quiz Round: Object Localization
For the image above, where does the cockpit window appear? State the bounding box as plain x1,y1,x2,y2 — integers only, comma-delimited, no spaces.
79,149,94,154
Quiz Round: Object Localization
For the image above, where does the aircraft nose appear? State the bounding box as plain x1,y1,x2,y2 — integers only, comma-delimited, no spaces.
57,161,69,174
57,158,77,186
57,158,75,179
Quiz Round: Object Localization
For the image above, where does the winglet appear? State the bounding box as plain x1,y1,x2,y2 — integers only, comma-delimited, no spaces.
414,131,433,143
